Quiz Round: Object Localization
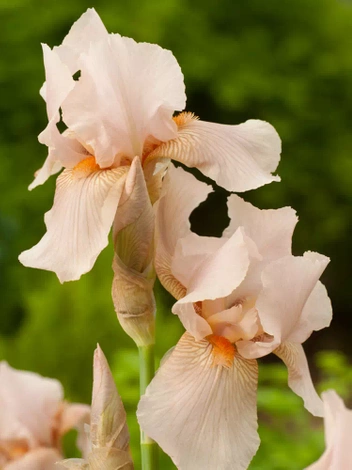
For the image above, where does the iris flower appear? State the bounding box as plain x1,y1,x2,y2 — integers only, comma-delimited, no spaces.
137,165,332,470
61,345,133,470
306,390,352,469
19,8,281,283
0,362,89,470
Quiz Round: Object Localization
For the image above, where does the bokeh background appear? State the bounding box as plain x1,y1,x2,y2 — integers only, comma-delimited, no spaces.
1,0,352,468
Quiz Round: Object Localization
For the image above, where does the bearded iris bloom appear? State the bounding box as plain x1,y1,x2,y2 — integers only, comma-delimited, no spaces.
0,362,89,470
19,8,282,283
137,165,332,470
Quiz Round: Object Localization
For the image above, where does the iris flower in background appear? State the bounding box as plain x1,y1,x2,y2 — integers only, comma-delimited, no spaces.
19,8,282,283
61,345,133,470
0,362,89,470
137,165,332,470
306,390,352,469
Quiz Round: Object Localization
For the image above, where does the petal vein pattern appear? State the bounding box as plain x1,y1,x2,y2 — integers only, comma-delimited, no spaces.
19,167,129,282
151,118,281,192
137,333,259,470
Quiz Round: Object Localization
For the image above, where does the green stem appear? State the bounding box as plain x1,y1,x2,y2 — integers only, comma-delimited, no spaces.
139,344,158,470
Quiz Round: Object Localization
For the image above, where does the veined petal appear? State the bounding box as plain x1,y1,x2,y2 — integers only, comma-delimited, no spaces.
54,8,108,74
137,333,259,470
19,166,129,282
274,342,323,417
0,362,63,448
91,346,130,451
62,35,186,167
151,117,281,192
5,448,64,470
155,164,212,299
251,253,330,355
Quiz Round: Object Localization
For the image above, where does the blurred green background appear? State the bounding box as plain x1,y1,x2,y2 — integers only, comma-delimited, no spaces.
1,0,352,468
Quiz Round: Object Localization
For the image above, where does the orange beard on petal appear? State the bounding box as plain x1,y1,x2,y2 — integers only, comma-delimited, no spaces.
207,334,236,369
173,111,199,128
73,155,101,178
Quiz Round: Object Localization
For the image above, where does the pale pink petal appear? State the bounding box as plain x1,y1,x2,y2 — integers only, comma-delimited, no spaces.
91,346,130,451
59,403,90,458
247,253,330,356
5,448,64,470
174,228,252,305
0,362,63,448
274,342,323,417
58,404,90,436
208,306,259,343
30,45,76,189
174,303,212,341
155,164,212,299
290,280,332,344
220,196,298,306
171,232,226,291
19,166,129,282
152,117,281,192
224,194,297,259
62,35,186,167
54,8,108,74
138,333,259,470
306,391,352,469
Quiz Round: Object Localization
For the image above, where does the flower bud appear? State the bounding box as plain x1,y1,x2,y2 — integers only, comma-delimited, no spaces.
112,256,155,347
111,157,156,347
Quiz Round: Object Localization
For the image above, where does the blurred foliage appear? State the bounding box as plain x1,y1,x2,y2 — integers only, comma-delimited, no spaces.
1,0,352,468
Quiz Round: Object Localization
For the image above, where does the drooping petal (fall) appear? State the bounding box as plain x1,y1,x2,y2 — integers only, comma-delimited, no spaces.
246,252,330,356
305,390,352,469
0,362,63,448
274,342,323,417
137,333,259,470
5,448,64,470
150,116,281,192
19,165,129,282
154,164,213,299
62,34,186,167
91,346,130,452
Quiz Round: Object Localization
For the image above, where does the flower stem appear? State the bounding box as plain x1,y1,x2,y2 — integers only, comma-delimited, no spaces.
139,344,158,470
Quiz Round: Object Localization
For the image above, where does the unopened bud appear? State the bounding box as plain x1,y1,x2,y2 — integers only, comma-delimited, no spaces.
112,255,155,347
